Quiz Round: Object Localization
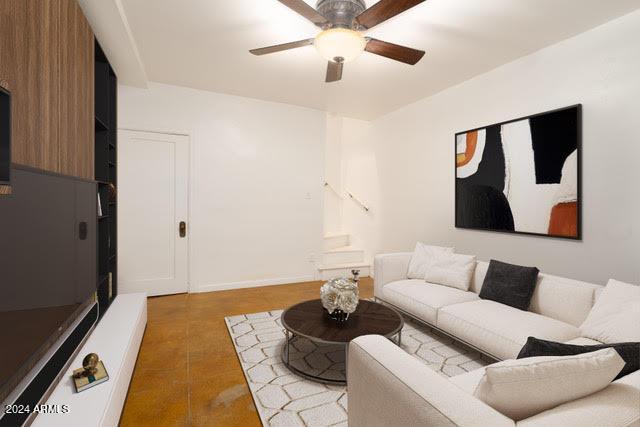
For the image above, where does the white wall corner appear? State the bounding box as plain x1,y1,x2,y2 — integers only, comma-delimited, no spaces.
77,0,148,87
323,113,345,235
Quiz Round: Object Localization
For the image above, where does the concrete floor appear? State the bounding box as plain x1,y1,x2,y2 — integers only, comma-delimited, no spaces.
120,278,374,426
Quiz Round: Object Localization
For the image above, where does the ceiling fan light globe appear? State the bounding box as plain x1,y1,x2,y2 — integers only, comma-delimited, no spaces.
314,28,366,63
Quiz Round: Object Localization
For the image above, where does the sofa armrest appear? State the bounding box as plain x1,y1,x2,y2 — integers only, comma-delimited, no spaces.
348,335,514,427
373,252,412,298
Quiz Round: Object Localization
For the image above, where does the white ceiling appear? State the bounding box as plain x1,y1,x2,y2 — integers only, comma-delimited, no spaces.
109,0,640,120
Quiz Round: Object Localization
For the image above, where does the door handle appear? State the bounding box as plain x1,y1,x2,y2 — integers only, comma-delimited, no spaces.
79,222,88,240
179,221,187,238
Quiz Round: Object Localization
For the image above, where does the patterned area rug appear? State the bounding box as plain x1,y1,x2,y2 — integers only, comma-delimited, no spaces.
225,306,489,427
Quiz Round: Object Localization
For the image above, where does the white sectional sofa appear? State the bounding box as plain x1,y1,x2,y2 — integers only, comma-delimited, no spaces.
372,252,601,360
347,252,640,426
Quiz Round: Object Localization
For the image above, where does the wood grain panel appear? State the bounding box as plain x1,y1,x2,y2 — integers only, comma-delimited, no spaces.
0,0,60,173
59,0,94,179
0,0,94,179
20,0,60,173
0,0,26,169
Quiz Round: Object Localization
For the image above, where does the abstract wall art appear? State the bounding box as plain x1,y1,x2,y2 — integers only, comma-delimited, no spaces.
455,105,581,239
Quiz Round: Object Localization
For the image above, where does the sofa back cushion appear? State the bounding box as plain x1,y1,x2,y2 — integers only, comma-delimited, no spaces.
580,279,640,343
517,337,640,380
479,260,540,310
470,261,490,294
471,261,601,326
424,253,477,291
407,243,454,279
529,274,600,327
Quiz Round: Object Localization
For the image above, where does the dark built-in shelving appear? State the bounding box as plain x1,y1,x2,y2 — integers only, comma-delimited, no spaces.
95,40,118,318
0,86,10,187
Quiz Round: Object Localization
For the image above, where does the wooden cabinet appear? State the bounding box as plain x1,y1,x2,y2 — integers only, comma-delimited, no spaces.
59,0,95,179
0,0,94,180
0,0,60,174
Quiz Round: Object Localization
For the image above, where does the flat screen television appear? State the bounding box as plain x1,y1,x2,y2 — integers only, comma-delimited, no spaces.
0,166,97,418
0,86,10,184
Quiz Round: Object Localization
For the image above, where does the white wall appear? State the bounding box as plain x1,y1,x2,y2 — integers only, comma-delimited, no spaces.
322,116,379,264
369,10,640,284
323,115,343,235
118,83,326,292
340,118,379,264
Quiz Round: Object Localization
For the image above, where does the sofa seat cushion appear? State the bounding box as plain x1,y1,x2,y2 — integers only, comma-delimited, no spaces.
382,280,479,324
517,370,640,426
437,300,580,360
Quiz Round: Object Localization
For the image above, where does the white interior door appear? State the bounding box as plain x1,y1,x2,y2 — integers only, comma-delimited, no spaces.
118,130,189,296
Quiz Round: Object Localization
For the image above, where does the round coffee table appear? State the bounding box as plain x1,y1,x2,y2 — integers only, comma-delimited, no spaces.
280,299,403,384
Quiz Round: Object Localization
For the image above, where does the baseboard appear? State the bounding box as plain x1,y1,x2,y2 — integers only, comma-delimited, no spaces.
193,275,317,293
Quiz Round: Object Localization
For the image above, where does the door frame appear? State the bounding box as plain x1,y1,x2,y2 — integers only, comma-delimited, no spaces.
119,128,193,294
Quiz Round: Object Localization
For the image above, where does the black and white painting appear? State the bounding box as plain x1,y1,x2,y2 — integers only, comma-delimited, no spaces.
455,105,581,239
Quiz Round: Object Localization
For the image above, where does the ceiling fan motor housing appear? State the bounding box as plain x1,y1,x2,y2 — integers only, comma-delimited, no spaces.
316,0,366,29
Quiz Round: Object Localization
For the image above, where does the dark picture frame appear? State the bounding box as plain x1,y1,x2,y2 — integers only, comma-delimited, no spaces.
0,85,11,185
455,105,582,240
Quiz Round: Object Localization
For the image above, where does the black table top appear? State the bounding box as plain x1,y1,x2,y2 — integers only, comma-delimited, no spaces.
281,299,403,344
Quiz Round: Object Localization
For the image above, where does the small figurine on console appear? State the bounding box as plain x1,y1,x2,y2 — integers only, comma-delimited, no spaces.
72,353,109,392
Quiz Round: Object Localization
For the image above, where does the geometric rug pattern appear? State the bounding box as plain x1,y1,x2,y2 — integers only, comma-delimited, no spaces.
225,307,489,427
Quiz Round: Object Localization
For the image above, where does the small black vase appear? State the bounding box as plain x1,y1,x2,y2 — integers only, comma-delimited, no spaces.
328,309,349,323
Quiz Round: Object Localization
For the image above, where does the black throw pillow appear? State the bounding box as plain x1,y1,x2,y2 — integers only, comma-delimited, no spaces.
517,337,640,380
479,260,539,310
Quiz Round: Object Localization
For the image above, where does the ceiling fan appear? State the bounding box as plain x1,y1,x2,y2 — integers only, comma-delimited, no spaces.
250,0,426,83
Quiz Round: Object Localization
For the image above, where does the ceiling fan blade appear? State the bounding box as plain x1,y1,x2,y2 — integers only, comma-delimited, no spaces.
356,0,426,29
277,0,329,27
365,38,425,65
250,39,315,56
326,60,343,83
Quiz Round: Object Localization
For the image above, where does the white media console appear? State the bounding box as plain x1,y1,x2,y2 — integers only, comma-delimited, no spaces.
32,293,147,427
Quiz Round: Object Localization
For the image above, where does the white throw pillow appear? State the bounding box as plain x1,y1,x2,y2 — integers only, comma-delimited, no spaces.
406,242,454,279
580,279,640,343
474,348,624,421
424,253,477,291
